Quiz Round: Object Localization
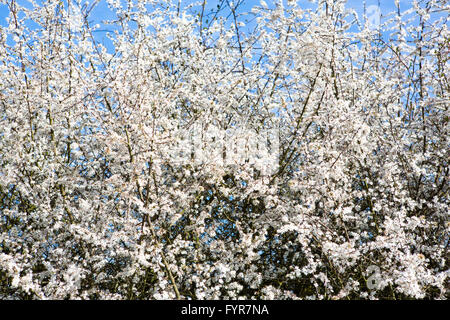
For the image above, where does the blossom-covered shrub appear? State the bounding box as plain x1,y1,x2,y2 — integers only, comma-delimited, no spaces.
0,0,448,299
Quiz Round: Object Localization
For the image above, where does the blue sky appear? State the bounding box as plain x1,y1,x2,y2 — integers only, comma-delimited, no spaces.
0,0,418,55
0,0,412,29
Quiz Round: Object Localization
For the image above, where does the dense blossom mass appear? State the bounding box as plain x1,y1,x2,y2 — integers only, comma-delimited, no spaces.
0,0,448,299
